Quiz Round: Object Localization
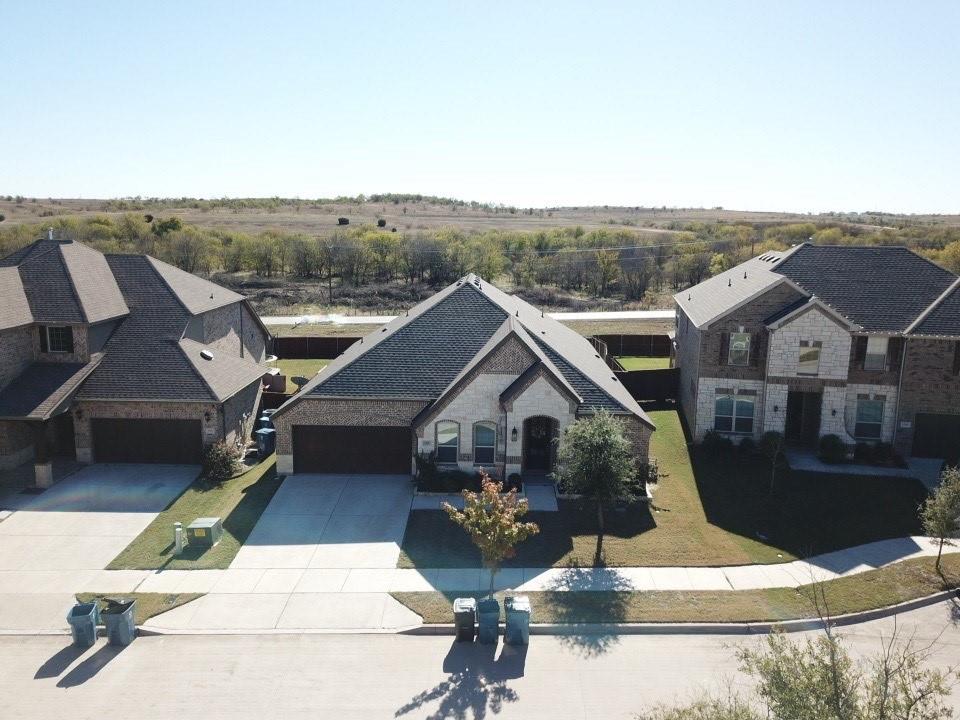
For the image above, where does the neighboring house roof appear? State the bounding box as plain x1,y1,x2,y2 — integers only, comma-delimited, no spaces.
0,354,104,420
0,238,128,325
147,256,245,314
771,245,957,333
677,243,960,337
280,274,653,428
0,267,32,330
673,247,804,329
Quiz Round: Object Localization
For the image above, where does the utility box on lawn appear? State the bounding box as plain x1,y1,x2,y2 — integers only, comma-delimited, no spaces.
187,517,223,548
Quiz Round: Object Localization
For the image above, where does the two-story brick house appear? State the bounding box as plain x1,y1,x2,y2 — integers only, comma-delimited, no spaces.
0,233,271,485
674,244,960,464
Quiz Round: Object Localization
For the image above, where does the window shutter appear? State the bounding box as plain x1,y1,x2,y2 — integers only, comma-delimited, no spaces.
888,337,903,373
39,327,48,353
853,336,867,369
750,333,764,367
718,332,729,365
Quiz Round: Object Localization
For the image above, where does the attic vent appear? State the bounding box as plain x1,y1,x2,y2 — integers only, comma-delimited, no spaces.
200,350,214,361
728,279,732,287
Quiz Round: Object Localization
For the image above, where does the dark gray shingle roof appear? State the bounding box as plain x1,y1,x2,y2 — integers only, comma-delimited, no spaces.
0,356,103,420
773,245,957,333
910,280,960,337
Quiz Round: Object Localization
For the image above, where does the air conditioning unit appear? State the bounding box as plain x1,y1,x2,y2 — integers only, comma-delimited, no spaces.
187,517,223,548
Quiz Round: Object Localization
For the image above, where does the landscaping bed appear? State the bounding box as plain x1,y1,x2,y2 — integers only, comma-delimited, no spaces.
392,553,960,624
107,456,282,570
398,409,927,569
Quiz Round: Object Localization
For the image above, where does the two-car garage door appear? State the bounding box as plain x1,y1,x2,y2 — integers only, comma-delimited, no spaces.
292,425,411,474
912,414,960,465
92,418,204,464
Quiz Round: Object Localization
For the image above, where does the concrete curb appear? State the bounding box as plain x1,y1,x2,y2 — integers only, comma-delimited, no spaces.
400,588,960,637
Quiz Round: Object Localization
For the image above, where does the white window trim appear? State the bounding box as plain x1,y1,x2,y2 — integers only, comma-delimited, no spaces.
853,395,885,440
864,336,889,372
714,390,756,435
798,340,822,376
44,326,73,354
728,332,751,366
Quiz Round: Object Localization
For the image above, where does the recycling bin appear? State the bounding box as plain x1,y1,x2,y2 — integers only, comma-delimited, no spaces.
476,598,500,645
102,598,137,646
67,601,100,647
453,597,477,642
255,428,276,458
504,595,531,645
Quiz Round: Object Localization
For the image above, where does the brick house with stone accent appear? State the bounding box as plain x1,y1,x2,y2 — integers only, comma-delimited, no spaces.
0,234,271,485
272,274,654,478
674,243,960,464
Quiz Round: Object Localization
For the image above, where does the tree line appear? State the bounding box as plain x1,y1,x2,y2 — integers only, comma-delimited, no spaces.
2,214,959,303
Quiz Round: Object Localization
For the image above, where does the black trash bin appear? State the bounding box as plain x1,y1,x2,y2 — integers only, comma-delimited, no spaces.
453,597,477,642
477,598,500,645
66,601,100,648
504,595,531,645
102,598,137,646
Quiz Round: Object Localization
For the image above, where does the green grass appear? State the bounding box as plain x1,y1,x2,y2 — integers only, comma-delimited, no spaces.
616,356,671,370
273,358,330,381
393,553,960,624
107,457,282,570
398,409,927,569
75,593,203,625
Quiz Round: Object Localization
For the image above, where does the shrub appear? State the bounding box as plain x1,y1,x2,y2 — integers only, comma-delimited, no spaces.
738,437,757,454
702,430,734,454
874,441,894,463
818,434,847,464
414,451,438,487
506,473,523,492
638,459,660,485
201,441,240,487
854,442,875,464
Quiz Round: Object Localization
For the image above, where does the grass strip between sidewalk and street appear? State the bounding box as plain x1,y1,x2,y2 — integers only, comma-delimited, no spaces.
75,593,203,625
392,552,960,624
107,456,282,571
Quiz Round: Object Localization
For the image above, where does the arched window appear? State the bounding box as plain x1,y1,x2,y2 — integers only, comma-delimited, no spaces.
473,422,496,464
436,421,459,464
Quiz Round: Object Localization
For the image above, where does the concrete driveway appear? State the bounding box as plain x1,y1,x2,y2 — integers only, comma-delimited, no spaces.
0,464,196,632
147,474,421,632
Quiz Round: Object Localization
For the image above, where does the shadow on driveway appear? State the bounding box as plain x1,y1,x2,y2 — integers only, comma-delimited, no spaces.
55,643,127,688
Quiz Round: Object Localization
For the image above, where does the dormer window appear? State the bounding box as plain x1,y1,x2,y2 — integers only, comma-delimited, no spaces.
40,326,74,354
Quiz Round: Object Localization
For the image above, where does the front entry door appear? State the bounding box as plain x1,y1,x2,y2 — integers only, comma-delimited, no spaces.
785,391,822,446
524,417,554,472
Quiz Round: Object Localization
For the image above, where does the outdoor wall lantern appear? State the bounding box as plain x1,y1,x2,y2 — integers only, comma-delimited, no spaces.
74,409,83,420
773,405,779,412
511,427,518,442
203,411,211,422
831,409,837,416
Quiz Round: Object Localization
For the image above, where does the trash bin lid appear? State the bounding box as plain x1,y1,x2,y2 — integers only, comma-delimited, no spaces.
255,428,276,437
102,598,136,614
69,602,99,618
506,595,531,612
477,598,500,613
453,597,477,612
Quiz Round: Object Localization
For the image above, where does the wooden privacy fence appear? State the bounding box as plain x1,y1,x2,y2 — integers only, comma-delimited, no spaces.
614,367,679,402
595,334,671,357
273,336,361,359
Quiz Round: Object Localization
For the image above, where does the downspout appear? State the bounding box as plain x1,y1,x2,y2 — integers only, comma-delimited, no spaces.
239,304,244,359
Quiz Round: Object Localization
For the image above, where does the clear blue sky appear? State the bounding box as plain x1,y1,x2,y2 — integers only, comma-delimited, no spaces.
2,1,958,213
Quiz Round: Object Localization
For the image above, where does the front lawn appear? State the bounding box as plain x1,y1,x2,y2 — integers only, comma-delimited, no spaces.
393,553,960,624
107,456,282,570
76,593,202,625
397,409,927,568
616,356,671,370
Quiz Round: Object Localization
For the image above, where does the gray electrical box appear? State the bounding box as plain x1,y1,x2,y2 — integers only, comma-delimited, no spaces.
187,517,223,548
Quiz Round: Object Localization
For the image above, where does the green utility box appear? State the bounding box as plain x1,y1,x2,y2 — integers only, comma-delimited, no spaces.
187,517,223,548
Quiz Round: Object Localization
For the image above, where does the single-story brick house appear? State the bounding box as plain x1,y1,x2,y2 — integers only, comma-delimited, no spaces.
0,233,271,484
272,274,654,478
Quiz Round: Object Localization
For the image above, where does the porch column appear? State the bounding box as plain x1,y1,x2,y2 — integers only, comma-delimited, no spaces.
31,421,53,489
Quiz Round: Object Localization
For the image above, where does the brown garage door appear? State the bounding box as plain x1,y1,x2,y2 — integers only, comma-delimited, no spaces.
912,414,960,465
293,425,411,474
92,418,204,464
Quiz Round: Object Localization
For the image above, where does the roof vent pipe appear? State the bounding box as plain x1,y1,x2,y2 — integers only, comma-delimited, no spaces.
47,227,53,240
200,350,214,361
728,279,732,287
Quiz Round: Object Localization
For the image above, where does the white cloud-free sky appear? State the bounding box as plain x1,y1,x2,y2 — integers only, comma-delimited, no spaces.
2,1,958,213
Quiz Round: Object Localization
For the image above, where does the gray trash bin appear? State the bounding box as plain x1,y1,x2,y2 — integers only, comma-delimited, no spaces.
453,597,477,642
504,595,531,645
67,601,100,647
255,428,276,458
102,598,137,646
477,598,500,645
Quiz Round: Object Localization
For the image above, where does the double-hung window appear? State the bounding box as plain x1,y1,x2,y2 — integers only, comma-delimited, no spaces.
473,423,496,465
728,333,751,366
854,395,885,440
436,421,459,464
864,337,889,371
798,340,822,375
714,390,756,434
40,326,74,354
